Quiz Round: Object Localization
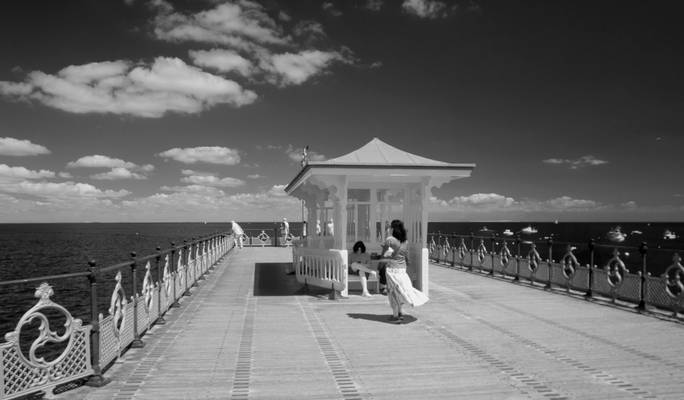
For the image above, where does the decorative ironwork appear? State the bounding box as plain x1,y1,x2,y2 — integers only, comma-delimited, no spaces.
561,245,579,279
457,238,468,262
477,239,487,265
429,236,436,254
1,283,92,399
142,261,153,314
499,241,512,268
663,253,684,300
605,248,628,288
163,254,171,298
108,271,127,357
528,244,541,272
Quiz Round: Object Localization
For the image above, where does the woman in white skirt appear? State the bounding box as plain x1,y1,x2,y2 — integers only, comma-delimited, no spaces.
381,220,429,322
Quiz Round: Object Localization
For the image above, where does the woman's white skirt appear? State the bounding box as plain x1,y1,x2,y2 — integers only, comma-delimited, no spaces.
385,267,429,307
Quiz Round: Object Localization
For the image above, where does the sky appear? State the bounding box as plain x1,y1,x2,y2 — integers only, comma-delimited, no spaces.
0,0,683,223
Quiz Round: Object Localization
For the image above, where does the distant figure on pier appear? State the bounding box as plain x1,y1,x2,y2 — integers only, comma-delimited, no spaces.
316,219,321,236
282,217,290,237
381,220,428,323
231,220,244,249
326,219,334,236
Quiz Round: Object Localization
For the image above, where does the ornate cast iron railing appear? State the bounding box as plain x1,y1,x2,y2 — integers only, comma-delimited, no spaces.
428,232,684,321
0,233,233,400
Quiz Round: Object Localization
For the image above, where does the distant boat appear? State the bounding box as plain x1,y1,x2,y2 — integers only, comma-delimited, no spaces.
630,230,643,235
554,219,559,224
663,230,677,240
479,226,493,232
521,225,537,235
502,229,514,236
607,226,626,243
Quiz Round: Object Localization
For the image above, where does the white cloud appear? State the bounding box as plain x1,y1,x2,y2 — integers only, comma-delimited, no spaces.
91,167,147,180
0,180,129,199
0,58,257,118
364,0,383,11
0,137,51,156
264,50,348,86
181,174,245,187
0,164,55,180
58,172,73,179
68,154,137,169
67,155,154,180
542,155,608,169
158,146,241,165
247,174,262,179
402,0,449,18
189,49,255,76
153,0,288,47
322,2,342,17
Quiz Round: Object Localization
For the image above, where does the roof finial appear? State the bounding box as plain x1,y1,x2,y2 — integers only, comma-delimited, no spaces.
301,145,309,167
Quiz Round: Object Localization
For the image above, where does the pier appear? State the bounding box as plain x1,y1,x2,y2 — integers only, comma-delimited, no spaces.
53,247,684,400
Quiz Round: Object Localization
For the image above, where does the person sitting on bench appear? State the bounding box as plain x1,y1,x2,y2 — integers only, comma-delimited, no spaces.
349,241,377,297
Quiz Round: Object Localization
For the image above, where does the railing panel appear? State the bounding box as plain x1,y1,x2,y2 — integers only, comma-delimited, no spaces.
0,283,93,400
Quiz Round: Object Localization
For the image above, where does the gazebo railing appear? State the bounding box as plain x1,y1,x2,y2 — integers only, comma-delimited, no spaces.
292,247,348,296
428,232,684,320
0,233,233,400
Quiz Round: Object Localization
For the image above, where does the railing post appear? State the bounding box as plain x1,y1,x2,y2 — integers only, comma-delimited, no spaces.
85,260,110,387
130,252,144,348
585,239,595,299
514,236,521,281
489,236,495,276
437,231,442,263
545,238,553,290
637,242,648,311
155,246,166,325
469,233,474,271
170,242,180,308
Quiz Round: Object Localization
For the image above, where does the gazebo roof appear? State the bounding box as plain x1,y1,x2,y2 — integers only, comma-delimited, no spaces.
285,138,475,194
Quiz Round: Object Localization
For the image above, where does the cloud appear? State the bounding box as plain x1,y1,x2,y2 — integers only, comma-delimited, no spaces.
364,0,383,11
0,137,51,156
322,2,342,17
292,21,327,43
0,58,257,118
402,0,449,18
0,180,129,199
68,154,137,169
286,145,326,163
58,172,73,179
264,50,350,86
180,174,245,187
91,167,147,180
0,164,55,180
67,154,154,180
152,0,289,47
542,155,608,169
158,146,241,165
189,49,255,76
247,174,262,179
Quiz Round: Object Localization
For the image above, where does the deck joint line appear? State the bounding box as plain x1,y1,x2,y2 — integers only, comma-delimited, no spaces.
297,297,367,400
230,295,256,400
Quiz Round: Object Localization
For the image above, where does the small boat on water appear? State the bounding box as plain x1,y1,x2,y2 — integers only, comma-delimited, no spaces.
607,226,626,243
479,226,493,232
521,225,537,235
663,230,677,240
630,230,643,235
502,229,514,236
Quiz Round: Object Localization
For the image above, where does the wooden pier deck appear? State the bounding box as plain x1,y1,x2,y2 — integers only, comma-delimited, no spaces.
61,247,684,400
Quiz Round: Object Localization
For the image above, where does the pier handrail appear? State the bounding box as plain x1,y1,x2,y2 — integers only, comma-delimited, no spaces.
427,231,684,321
0,231,234,400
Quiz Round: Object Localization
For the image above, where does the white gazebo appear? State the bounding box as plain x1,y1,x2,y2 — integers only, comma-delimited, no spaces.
285,138,475,297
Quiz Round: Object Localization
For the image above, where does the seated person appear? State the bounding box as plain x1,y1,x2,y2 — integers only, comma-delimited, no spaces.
349,241,376,297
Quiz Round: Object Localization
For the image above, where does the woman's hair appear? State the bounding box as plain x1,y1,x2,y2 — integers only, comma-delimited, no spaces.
352,241,366,253
390,219,407,243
